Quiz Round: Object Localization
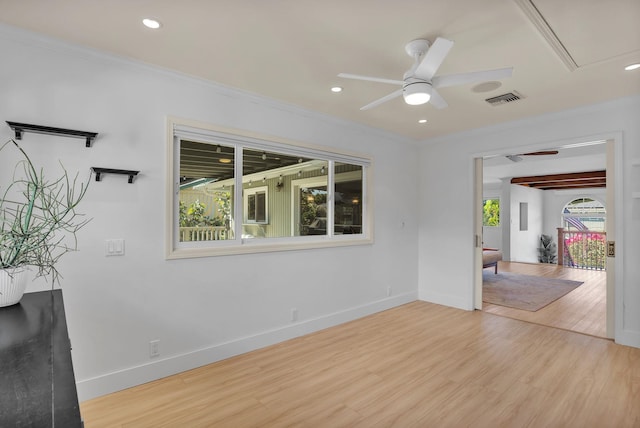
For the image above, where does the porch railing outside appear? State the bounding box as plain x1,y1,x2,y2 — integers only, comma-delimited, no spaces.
180,226,229,242
557,228,606,271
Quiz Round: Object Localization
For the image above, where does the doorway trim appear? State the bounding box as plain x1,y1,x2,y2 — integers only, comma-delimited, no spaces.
472,132,623,341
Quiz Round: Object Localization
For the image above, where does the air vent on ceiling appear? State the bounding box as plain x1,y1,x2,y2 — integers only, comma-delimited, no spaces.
485,91,525,106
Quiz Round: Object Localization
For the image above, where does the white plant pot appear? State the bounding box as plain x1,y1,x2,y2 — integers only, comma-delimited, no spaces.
0,268,28,307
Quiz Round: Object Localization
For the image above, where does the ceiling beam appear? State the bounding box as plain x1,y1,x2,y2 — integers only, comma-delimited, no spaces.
511,170,606,191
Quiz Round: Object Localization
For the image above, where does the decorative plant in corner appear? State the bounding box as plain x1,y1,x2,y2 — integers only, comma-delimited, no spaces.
0,139,90,307
538,234,557,264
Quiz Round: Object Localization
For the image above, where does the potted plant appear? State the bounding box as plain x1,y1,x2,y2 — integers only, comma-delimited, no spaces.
538,234,557,264
0,139,90,307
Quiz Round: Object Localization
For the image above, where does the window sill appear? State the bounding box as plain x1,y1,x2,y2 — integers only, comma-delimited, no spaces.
166,236,373,260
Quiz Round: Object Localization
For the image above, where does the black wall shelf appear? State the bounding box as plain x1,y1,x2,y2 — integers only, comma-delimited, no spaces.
6,121,98,147
91,167,139,184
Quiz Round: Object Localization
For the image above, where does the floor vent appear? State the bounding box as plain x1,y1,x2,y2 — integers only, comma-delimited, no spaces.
485,91,524,106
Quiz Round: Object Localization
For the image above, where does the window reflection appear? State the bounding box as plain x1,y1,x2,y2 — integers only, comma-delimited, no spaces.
173,124,368,256
178,144,365,242
334,163,363,234
300,186,328,236
178,140,234,242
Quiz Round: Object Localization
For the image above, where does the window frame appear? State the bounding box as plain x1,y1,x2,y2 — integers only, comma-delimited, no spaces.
244,186,268,224
166,117,373,259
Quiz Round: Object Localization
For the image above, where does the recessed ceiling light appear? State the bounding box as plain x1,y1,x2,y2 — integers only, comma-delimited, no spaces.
219,158,232,164
142,18,161,29
418,119,428,124
331,86,343,93
624,63,640,71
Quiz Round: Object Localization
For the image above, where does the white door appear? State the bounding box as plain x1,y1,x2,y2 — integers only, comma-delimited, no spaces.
474,158,484,309
605,140,616,338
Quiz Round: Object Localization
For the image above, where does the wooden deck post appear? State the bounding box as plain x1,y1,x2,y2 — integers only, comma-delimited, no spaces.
557,227,564,266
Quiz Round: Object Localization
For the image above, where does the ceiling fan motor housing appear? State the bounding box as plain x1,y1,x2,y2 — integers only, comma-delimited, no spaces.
402,39,433,105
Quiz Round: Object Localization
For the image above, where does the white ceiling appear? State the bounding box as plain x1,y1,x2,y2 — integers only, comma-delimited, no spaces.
1,0,638,142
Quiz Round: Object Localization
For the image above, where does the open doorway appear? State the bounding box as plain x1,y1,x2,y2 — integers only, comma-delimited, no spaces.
474,139,614,339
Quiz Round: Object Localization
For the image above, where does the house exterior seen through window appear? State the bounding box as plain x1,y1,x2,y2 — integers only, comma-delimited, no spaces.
562,197,605,232
167,119,372,258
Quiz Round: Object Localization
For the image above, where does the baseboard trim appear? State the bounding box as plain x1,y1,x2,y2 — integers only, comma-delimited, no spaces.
418,289,473,311
616,328,640,349
76,292,417,401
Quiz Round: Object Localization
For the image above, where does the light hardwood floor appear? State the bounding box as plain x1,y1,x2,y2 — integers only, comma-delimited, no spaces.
80,301,639,427
483,261,607,338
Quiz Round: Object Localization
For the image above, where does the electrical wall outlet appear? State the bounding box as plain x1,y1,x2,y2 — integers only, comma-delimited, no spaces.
387,286,392,297
291,308,298,322
149,340,160,358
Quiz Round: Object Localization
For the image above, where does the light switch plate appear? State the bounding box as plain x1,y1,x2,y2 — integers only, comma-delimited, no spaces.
105,239,125,256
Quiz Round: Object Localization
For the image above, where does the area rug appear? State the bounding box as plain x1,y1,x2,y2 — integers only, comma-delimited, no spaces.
483,271,583,311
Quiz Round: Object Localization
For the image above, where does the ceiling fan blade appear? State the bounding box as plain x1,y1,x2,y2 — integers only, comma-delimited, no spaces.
360,88,403,110
338,73,404,86
522,151,559,156
429,87,448,109
414,37,454,81
432,67,513,88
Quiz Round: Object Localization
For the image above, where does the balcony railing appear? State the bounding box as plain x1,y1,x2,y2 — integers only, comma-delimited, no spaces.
557,228,606,271
180,226,229,242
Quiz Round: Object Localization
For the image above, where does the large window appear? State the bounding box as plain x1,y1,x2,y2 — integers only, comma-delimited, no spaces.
561,197,606,270
482,198,500,227
562,197,605,231
167,119,371,258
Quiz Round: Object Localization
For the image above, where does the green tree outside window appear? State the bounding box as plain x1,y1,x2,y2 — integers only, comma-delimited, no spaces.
483,199,500,226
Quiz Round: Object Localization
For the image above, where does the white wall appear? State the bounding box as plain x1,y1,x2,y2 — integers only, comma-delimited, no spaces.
487,185,608,263
482,225,502,250
418,94,640,350
509,184,543,263
484,181,606,262
500,179,512,260
0,26,419,400
484,181,545,263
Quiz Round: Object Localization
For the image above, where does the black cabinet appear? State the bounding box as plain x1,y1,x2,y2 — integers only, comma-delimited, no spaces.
0,290,83,427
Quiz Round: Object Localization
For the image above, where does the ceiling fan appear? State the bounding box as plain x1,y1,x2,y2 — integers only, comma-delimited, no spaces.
338,37,513,110
506,151,559,162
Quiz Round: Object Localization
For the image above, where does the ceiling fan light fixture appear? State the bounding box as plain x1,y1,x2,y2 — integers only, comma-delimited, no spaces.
403,81,431,105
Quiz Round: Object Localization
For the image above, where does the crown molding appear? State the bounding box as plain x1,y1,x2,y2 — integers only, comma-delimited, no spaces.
513,0,578,71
